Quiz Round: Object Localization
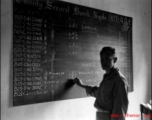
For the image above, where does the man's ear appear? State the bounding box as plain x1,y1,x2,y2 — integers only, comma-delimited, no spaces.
114,57,117,63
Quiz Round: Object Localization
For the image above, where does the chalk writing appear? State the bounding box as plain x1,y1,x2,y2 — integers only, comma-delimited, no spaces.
82,25,97,33
45,0,69,13
14,91,43,97
74,6,91,17
108,14,131,25
69,23,78,28
93,11,107,21
81,62,97,67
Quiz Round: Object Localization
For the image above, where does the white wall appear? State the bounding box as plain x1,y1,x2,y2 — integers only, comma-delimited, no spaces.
1,0,151,120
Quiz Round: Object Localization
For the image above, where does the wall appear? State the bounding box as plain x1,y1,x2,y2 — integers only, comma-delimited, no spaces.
1,0,151,120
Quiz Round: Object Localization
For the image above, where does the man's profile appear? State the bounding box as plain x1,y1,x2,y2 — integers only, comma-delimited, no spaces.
74,46,129,120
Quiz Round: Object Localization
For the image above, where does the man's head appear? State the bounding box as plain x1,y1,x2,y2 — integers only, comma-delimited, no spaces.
100,46,117,72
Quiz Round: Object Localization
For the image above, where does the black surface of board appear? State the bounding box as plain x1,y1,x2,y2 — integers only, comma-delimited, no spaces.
13,0,133,106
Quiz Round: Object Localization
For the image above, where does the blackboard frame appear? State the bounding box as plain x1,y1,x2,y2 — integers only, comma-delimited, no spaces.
13,0,133,106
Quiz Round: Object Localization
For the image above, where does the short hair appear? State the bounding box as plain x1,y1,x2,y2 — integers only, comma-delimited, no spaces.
100,46,116,57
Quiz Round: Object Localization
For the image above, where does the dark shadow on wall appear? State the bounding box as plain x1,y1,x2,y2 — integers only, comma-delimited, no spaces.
143,44,152,103
8,0,13,107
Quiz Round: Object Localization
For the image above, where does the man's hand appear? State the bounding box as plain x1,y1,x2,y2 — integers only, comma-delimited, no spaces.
73,77,84,87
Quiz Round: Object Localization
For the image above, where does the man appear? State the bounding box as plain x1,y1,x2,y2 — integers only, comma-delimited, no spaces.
74,46,129,120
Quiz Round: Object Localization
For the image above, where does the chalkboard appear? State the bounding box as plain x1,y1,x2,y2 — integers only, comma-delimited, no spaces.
13,0,133,106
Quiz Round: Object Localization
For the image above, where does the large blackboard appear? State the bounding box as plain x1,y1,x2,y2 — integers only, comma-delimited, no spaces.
13,0,133,106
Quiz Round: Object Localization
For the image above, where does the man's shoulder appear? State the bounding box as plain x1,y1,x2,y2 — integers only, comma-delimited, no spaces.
115,71,128,86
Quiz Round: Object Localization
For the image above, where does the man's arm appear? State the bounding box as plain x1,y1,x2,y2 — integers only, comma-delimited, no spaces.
111,79,129,120
74,77,98,97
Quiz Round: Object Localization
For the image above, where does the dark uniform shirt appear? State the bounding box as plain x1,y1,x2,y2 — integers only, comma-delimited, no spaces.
86,67,129,120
